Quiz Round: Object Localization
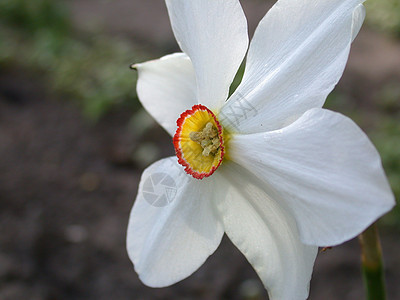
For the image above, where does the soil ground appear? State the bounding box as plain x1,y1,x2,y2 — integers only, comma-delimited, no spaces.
1,1,400,299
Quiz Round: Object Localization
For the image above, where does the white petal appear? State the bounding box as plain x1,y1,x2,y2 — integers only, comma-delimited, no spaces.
352,4,366,42
165,0,248,111
220,0,365,133
127,157,224,287
214,163,317,300
135,53,197,136
229,108,395,246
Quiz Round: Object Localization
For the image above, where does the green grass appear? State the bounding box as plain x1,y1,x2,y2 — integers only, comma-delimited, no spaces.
366,0,400,36
0,0,145,120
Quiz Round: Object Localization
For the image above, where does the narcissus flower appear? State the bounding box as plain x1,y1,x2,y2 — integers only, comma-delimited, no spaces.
127,0,395,299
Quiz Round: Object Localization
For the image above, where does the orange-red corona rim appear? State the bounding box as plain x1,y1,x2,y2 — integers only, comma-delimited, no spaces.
173,104,224,179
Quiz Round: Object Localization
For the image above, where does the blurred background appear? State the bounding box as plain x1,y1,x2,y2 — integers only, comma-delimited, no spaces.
0,0,399,299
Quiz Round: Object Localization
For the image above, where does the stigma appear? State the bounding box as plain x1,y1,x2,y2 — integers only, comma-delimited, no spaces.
173,105,224,179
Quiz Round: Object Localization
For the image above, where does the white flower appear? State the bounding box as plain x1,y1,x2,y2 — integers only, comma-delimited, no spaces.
127,0,395,299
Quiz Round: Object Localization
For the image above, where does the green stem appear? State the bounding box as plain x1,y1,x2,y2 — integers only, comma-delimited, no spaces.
359,223,386,300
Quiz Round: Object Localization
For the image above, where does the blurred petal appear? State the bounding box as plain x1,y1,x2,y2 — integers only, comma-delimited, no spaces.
352,4,366,42
135,53,197,136
165,0,248,111
214,163,317,300
127,157,224,287
229,108,395,246
221,0,364,133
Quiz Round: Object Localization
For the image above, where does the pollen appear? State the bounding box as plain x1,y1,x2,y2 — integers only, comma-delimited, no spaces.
189,122,220,157
173,105,224,179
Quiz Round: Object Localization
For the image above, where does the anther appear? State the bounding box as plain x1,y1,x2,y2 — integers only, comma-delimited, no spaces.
190,122,220,157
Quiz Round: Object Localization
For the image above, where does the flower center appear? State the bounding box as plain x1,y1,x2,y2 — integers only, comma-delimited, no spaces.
173,105,224,179
189,122,220,157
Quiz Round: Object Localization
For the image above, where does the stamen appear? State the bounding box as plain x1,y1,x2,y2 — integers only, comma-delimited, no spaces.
189,122,220,157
